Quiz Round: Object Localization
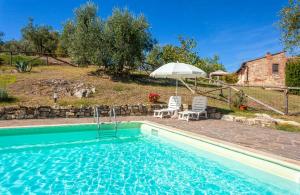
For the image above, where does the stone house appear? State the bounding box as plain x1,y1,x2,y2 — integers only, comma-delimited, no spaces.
236,52,288,86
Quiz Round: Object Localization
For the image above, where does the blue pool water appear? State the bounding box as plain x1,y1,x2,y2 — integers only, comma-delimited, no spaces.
0,123,299,194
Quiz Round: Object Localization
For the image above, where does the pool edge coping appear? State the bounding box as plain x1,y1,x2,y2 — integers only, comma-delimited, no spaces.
140,120,300,171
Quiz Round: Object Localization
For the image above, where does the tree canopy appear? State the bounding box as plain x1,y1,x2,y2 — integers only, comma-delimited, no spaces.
146,36,225,74
279,0,300,53
0,32,4,46
61,2,103,65
61,3,154,74
103,8,154,74
21,18,59,53
2,1,228,76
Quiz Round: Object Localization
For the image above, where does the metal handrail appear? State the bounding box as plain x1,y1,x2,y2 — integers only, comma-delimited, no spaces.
94,106,100,129
110,106,118,136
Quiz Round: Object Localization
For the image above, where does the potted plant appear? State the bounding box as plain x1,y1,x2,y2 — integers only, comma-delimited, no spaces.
148,93,160,103
233,90,248,110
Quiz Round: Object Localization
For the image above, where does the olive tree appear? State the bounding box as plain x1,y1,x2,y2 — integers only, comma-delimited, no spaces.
103,8,154,75
62,2,104,65
21,18,59,53
279,0,300,52
61,2,154,72
146,36,225,74
0,32,4,47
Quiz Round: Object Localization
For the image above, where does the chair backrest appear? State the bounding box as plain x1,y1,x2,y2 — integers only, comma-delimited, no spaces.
168,96,181,110
192,96,207,112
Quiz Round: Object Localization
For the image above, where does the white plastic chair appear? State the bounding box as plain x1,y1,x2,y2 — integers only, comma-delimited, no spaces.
178,96,207,121
153,96,181,118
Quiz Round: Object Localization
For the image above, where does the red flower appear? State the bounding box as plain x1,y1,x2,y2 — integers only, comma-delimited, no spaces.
148,93,160,103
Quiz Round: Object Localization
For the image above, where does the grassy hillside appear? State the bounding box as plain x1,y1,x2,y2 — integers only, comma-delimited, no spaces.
0,65,211,106
0,64,299,123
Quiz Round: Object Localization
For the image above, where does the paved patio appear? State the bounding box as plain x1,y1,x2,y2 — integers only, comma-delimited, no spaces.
0,116,299,162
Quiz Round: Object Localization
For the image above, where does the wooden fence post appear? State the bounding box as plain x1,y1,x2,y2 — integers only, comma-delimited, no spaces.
228,87,232,109
10,51,13,66
284,89,289,115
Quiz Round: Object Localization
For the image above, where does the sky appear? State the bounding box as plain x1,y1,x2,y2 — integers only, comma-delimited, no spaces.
0,0,288,72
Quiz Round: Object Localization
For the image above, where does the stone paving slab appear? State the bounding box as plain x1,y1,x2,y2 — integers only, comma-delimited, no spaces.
0,116,299,161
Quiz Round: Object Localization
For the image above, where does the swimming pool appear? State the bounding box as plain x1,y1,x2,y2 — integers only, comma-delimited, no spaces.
0,122,299,194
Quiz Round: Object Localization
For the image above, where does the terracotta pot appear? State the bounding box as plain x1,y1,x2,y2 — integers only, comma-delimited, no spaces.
239,105,247,111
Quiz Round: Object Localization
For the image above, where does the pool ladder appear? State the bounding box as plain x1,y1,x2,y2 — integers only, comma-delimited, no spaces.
94,106,99,128
109,106,118,137
94,106,118,138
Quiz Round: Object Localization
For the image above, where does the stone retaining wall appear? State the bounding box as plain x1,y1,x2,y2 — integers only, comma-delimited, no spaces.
0,105,221,120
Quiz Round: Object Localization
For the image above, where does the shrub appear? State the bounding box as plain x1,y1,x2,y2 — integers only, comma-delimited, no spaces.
15,61,32,72
0,54,45,66
222,73,238,84
0,88,9,101
285,59,300,94
233,90,247,108
148,93,160,103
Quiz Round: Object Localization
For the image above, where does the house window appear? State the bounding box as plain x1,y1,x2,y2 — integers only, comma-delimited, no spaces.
272,64,279,74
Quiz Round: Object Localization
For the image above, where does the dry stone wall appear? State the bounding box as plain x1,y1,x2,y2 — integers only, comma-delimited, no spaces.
0,105,221,120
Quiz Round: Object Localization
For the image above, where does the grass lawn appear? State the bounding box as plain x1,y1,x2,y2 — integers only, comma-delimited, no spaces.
275,124,300,132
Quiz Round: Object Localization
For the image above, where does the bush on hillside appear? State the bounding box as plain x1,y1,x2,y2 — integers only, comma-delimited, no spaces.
223,73,238,84
0,54,45,66
0,88,9,101
285,59,300,94
233,90,247,108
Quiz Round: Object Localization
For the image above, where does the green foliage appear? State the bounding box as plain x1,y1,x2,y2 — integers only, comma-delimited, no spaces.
103,8,154,75
0,31,4,48
0,88,9,101
60,21,76,56
0,75,16,103
2,40,23,51
146,36,225,74
200,55,226,74
222,73,238,84
62,2,154,73
147,36,198,66
15,61,32,72
285,59,300,94
0,54,45,66
55,41,68,57
233,90,247,108
64,2,103,65
21,18,59,53
278,0,300,52
285,59,300,87
0,75,17,88
2,31,34,53
275,124,300,132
